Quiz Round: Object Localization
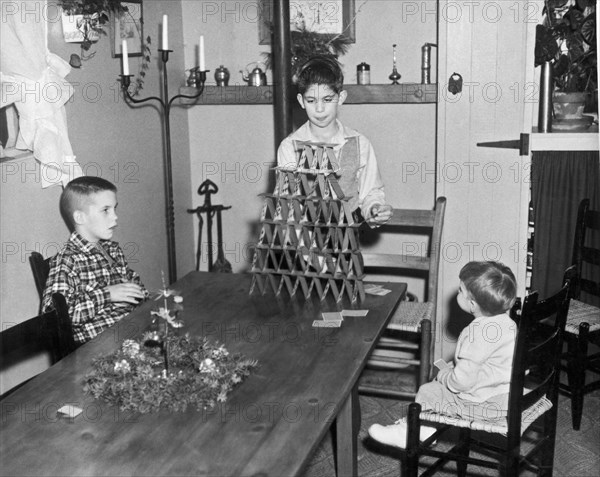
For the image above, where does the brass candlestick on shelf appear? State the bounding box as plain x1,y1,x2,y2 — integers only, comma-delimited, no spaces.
119,49,209,284
421,42,437,84
389,43,401,85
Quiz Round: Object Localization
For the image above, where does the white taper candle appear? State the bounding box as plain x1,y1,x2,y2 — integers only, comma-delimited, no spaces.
162,15,168,50
199,35,205,71
122,40,129,75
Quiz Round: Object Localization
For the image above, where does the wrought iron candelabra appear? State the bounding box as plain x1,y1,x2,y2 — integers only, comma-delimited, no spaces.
120,49,208,284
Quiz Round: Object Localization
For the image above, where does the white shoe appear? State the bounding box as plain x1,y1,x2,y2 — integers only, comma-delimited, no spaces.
368,417,436,448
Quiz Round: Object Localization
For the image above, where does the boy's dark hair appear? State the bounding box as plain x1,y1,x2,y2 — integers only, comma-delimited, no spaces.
60,176,117,231
296,55,344,95
459,261,517,316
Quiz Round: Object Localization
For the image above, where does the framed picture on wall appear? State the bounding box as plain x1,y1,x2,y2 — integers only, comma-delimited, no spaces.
258,0,356,45
111,1,143,57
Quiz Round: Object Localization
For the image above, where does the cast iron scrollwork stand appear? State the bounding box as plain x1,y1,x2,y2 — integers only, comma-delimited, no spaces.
119,49,209,284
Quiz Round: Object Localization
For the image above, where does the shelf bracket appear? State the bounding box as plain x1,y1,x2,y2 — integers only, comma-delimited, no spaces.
477,133,530,156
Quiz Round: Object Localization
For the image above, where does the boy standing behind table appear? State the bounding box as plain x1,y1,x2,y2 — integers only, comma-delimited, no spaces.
277,55,393,227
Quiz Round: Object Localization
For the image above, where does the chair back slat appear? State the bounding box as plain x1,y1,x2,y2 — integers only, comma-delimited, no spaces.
581,246,600,266
386,209,436,228
580,277,600,296
585,208,600,231
521,372,554,409
360,253,431,271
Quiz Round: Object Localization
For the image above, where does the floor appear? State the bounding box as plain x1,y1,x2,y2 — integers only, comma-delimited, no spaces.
303,370,600,477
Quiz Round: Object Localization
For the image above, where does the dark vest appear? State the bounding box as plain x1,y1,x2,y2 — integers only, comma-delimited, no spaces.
290,136,361,211
334,136,360,211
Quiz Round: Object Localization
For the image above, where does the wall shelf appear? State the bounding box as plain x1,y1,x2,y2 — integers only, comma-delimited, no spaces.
530,127,599,151
178,83,437,106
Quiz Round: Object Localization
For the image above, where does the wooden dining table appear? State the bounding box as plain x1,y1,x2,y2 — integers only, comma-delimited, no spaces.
0,272,405,477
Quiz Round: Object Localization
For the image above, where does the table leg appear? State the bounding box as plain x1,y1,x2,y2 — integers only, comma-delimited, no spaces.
336,384,358,477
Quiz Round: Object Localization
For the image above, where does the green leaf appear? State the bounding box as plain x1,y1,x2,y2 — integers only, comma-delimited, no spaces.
580,15,596,45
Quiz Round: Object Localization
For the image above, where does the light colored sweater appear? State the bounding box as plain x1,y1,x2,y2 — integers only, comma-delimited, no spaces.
436,313,517,403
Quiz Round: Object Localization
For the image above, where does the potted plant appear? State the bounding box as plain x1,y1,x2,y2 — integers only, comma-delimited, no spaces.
535,0,597,119
262,27,352,82
59,0,127,50
58,0,151,96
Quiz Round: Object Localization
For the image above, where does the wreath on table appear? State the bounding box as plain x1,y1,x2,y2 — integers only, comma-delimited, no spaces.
83,333,258,414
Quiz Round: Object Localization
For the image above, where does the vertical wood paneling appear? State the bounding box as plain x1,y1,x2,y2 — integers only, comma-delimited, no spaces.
436,1,534,360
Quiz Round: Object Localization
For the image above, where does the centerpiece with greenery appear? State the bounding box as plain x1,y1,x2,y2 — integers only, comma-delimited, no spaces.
535,0,597,118
83,276,258,414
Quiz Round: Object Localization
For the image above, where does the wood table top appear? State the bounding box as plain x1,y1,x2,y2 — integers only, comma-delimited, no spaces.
0,272,405,477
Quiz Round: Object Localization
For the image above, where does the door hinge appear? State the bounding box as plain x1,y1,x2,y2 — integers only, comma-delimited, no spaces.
477,133,530,156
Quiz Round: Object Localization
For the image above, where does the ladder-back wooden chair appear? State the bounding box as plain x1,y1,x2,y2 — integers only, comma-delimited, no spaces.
403,278,570,477
560,198,600,430
359,197,446,399
1,293,77,399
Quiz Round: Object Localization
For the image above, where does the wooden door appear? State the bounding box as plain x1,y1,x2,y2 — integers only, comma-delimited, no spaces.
435,0,539,360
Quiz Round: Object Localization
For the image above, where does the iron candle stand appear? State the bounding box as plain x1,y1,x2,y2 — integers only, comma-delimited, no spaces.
119,49,209,284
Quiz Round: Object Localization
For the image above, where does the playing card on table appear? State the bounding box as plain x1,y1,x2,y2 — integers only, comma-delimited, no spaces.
57,405,83,419
313,320,342,327
322,312,343,321
364,284,383,293
341,309,369,317
364,284,392,296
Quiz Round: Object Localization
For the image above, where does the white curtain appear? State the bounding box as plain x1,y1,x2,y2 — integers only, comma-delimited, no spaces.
0,0,82,188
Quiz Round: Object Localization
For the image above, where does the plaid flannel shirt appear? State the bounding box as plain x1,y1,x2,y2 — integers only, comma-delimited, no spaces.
42,232,148,344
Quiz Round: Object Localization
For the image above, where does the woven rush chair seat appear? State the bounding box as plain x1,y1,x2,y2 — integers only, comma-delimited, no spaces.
418,395,553,437
370,302,435,367
388,301,435,332
565,299,600,334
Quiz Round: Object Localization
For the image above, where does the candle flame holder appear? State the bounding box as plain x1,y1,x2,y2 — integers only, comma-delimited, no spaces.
119,49,209,284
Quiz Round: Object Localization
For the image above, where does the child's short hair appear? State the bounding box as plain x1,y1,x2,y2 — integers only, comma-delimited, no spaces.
296,55,344,95
60,176,117,231
459,261,517,316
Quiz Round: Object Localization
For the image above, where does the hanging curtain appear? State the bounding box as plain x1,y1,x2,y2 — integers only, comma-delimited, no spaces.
0,0,82,187
531,151,600,305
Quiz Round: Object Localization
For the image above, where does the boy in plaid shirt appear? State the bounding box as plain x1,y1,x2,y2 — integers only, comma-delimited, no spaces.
42,176,148,344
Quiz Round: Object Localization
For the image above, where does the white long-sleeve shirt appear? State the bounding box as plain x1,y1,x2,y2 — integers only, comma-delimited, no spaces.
436,313,517,403
276,119,386,216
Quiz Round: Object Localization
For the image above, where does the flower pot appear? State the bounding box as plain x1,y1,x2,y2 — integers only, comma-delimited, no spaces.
553,91,589,119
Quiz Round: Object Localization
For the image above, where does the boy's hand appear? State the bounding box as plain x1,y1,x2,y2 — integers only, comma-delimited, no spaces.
366,204,393,227
435,366,453,385
107,283,145,305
